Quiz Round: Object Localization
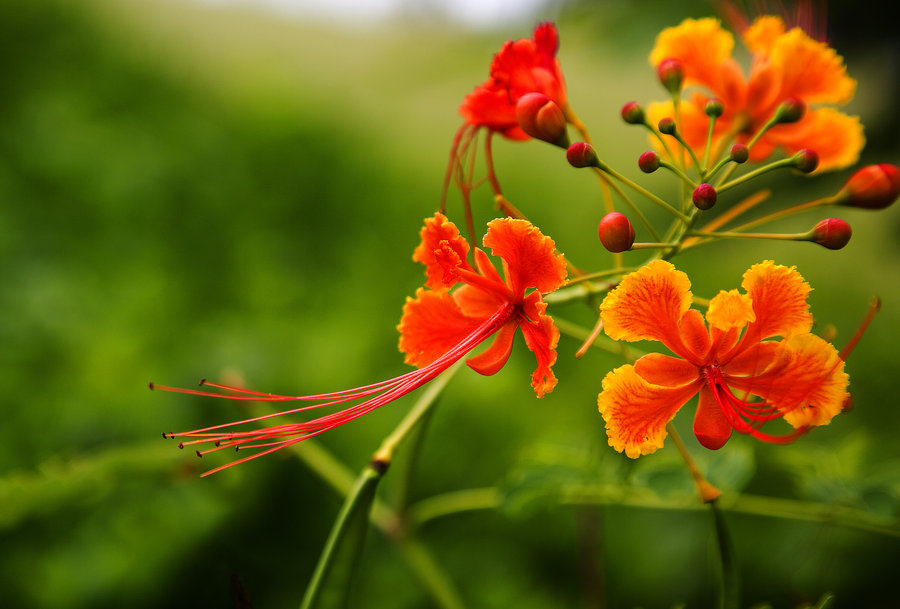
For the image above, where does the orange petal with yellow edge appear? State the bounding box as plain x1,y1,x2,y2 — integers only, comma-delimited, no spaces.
732,334,848,428
693,385,733,450
466,320,517,376
740,261,812,342
769,27,856,105
650,18,735,94
519,291,560,397
397,288,484,368
483,217,567,296
413,213,471,290
598,364,702,458
742,15,786,55
600,260,693,357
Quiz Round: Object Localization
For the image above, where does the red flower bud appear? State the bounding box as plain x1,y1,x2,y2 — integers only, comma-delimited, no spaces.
692,183,717,210
792,149,819,173
658,117,676,135
705,98,724,118
638,151,660,173
730,144,749,164
515,92,570,148
811,218,852,250
773,97,806,124
657,58,684,93
621,101,645,125
598,212,635,253
567,142,599,168
836,163,900,209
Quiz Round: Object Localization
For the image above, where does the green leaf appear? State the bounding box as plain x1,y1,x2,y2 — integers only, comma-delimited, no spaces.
299,465,382,609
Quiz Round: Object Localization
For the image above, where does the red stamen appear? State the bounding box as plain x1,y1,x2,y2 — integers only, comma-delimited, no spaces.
156,303,517,475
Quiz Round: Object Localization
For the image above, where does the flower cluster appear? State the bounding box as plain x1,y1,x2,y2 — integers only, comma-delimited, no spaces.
156,13,895,481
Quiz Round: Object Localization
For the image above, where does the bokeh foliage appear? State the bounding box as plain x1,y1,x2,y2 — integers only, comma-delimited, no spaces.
1,0,898,607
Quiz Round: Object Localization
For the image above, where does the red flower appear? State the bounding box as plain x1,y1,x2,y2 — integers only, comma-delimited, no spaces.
459,22,567,141
155,214,566,474
399,212,567,397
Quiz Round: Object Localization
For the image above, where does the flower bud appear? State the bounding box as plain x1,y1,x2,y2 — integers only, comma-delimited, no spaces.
566,142,599,168
515,92,570,148
658,117,676,135
692,183,717,210
705,98,724,118
621,101,645,125
773,97,806,124
729,143,749,164
811,218,852,250
792,149,819,173
598,212,635,253
638,151,660,173
657,58,684,93
835,163,900,209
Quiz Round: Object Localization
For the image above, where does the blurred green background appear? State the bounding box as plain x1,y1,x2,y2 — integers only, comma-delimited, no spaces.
1,0,899,607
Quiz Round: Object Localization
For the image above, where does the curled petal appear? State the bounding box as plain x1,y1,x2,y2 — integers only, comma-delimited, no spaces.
600,260,693,357
598,365,702,458
519,292,560,397
460,84,529,139
693,386,733,450
413,213,471,289
466,320,517,377
397,288,483,368
483,217,567,296
740,260,812,341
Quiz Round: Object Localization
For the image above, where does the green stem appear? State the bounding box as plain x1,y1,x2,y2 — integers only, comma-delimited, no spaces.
299,465,382,609
594,159,691,222
716,157,796,194
710,500,739,609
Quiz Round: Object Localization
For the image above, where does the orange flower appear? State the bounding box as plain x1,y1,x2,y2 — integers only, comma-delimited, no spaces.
155,214,566,474
459,21,567,141
647,16,863,172
399,213,567,397
597,260,848,458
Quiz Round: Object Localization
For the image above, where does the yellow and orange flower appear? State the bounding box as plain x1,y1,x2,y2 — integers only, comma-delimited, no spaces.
647,16,863,172
597,260,848,458
399,213,567,397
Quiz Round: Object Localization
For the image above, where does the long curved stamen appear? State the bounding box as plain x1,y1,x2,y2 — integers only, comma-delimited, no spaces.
156,303,517,475
704,366,808,444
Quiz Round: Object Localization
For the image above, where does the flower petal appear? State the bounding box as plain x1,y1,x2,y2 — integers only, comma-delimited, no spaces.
768,107,864,172
634,352,699,387
519,292,560,397
734,334,849,428
650,18,736,95
693,385,733,450
397,288,484,368
740,260,812,341
413,213,471,289
466,319,518,377
598,365,701,458
600,260,693,358
483,217,567,296
706,288,755,331
769,26,856,105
